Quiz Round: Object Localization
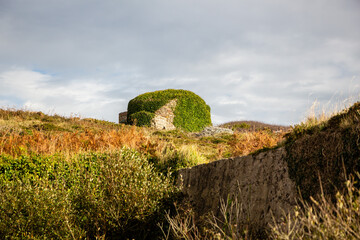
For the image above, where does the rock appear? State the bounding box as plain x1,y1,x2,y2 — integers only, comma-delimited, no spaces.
151,99,177,130
194,126,234,137
178,147,296,233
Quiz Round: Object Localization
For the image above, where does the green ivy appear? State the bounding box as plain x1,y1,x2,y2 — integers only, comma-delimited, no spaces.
127,89,212,132
129,110,155,127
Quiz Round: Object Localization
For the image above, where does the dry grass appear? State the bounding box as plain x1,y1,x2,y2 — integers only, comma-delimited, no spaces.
152,129,285,163
0,126,150,157
271,173,360,240
229,131,285,156
161,186,261,240
0,108,286,163
299,99,359,131
0,108,162,158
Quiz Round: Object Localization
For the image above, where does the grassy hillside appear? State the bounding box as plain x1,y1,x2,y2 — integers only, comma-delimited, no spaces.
0,108,285,162
1,102,358,239
0,107,285,239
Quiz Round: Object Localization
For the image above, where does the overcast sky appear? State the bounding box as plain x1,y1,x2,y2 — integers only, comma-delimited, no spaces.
0,0,359,125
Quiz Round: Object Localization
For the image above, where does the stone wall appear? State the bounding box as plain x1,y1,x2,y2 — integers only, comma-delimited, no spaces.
178,147,296,231
151,99,177,130
118,111,127,124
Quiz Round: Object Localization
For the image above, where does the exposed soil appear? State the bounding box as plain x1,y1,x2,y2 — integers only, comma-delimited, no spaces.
285,102,360,201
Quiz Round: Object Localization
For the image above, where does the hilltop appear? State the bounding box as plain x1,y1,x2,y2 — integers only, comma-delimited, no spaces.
219,120,290,132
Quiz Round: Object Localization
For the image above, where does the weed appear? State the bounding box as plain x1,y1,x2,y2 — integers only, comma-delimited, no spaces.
271,173,360,239
285,101,360,201
161,185,263,240
154,144,207,174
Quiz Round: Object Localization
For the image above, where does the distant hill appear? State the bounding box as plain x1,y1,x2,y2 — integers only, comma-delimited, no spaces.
219,120,290,132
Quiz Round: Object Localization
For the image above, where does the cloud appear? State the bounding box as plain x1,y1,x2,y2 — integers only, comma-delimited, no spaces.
0,69,126,121
0,0,359,125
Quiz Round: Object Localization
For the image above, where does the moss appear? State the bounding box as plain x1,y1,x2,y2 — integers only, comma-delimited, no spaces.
129,111,155,127
127,89,212,132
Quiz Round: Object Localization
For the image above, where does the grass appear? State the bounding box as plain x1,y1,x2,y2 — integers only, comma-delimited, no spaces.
229,130,285,156
163,172,360,240
161,100,360,240
0,108,285,163
271,173,360,240
0,126,148,157
1,102,358,239
284,101,360,201
285,100,360,143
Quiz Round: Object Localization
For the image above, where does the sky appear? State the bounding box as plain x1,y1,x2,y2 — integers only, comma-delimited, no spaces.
0,0,359,126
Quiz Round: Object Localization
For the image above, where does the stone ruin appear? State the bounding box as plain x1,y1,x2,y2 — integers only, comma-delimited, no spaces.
150,99,177,130
120,99,236,136
118,99,177,130
118,111,127,124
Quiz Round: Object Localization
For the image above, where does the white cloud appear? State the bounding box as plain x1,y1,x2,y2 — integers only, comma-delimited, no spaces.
0,0,359,125
0,69,126,122
0,68,50,97
216,96,247,106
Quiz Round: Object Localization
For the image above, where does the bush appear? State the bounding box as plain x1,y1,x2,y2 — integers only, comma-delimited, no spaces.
71,150,176,239
127,89,212,132
0,157,85,239
0,148,176,239
129,110,155,127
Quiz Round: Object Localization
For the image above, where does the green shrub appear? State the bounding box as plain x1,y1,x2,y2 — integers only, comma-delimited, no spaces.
127,89,212,132
71,150,176,238
129,110,155,127
0,148,176,239
0,154,62,182
0,162,85,239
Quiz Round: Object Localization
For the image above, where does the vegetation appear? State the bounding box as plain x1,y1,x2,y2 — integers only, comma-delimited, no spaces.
219,120,289,132
0,107,285,239
0,149,175,239
230,130,284,156
164,172,360,240
162,101,360,239
1,100,359,239
127,89,212,132
271,173,360,240
284,101,360,201
129,110,155,127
